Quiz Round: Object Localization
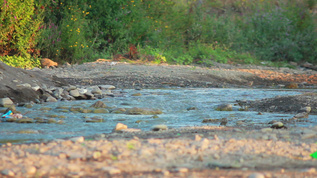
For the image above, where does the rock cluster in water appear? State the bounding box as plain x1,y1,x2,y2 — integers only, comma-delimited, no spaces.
0,84,117,107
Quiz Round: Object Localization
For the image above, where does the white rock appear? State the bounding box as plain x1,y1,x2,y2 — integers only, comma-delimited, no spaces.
0,97,14,107
271,122,284,128
261,128,273,132
78,88,88,95
101,167,121,175
16,83,32,88
114,123,128,131
99,85,116,90
70,136,84,143
31,85,41,91
69,89,80,97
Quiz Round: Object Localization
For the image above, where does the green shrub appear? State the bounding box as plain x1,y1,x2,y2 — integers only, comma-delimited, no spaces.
0,56,41,68
0,0,43,58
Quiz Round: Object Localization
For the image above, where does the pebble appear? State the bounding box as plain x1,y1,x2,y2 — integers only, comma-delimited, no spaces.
248,173,265,178
114,123,128,131
26,166,37,175
152,125,168,131
1,169,15,176
101,167,121,175
261,128,273,132
70,136,84,143
271,122,284,129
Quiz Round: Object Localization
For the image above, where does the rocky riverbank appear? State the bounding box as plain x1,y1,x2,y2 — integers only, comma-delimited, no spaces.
0,61,317,177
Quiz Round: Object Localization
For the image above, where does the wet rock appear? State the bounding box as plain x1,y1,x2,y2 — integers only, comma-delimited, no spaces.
91,101,107,108
70,136,85,143
70,107,83,112
24,103,33,108
56,106,69,110
152,115,159,118
47,118,57,123
114,123,128,132
99,85,116,90
187,107,197,111
152,125,168,131
220,118,228,126
202,118,220,123
80,109,92,113
111,108,126,114
293,112,309,119
85,117,105,123
16,129,39,134
40,107,52,111
16,118,34,123
125,107,163,115
216,104,232,111
93,108,109,113
271,122,284,129
0,97,14,107
120,128,142,133
132,93,142,96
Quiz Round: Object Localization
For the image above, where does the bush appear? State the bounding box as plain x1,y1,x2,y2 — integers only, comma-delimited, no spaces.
0,56,41,68
0,0,43,58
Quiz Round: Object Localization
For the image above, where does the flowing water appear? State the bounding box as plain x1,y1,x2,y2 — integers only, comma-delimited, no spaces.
0,88,315,144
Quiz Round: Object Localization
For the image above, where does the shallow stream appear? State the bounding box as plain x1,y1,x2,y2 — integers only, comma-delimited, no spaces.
0,88,316,144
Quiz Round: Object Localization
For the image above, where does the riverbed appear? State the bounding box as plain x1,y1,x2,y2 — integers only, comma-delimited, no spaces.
0,88,314,144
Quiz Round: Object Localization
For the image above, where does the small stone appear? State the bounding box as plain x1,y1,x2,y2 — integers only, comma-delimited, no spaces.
1,169,15,176
90,86,102,95
46,95,57,102
16,129,39,134
194,134,202,141
93,108,109,113
85,117,105,123
216,104,232,111
132,93,142,96
70,136,84,143
119,128,141,133
176,168,188,173
16,83,32,88
187,107,197,111
69,89,80,97
26,166,37,175
24,103,33,108
99,85,116,90
91,101,107,108
152,125,168,131
101,167,121,175
271,122,284,129
111,108,126,114
261,128,273,132
16,118,34,123
0,97,14,107
114,123,128,131
248,173,265,178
